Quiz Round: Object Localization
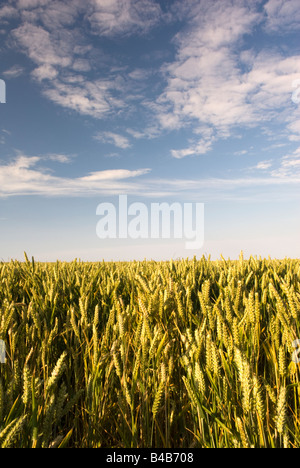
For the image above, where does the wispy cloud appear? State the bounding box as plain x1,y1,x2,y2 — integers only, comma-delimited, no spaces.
31,64,58,81
1,153,300,200
255,160,273,170
3,0,300,161
263,0,300,33
244,160,274,173
171,138,214,159
271,146,300,178
0,5,18,20
17,0,50,9
86,0,163,37
9,5,127,118
0,129,11,145
156,1,260,128
0,155,150,197
5,0,165,121
2,65,25,78
94,131,131,149
46,153,73,164
171,126,216,158
80,168,149,182
12,23,73,67
155,0,300,157
41,78,123,119
287,119,300,142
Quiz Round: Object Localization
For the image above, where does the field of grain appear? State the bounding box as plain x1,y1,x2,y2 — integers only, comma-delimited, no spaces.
0,253,300,448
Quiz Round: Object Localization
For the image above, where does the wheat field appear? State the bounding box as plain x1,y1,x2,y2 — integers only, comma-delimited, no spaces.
0,252,300,448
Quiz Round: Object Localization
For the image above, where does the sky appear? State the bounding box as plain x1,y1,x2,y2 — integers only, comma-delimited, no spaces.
0,0,300,262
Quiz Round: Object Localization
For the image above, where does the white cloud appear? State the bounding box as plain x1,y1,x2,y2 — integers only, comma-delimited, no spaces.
72,59,91,72
17,0,50,9
154,0,300,158
42,80,114,118
255,160,273,170
171,138,214,159
0,155,150,197
31,64,58,81
246,53,300,111
2,65,25,78
264,0,300,32
0,5,18,20
10,5,140,118
287,120,300,141
1,152,300,200
171,126,215,158
5,0,300,146
128,69,151,81
170,148,195,159
94,131,131,149
126,128,145,139
16,0,79,30
12,23,73,68
46,153,73,163
156,3,259,132
80,168,149,182
86,0,162,37
123,172,299,198
271,146,300,178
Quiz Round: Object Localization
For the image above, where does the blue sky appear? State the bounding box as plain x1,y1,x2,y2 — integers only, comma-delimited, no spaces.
0,0,300,262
